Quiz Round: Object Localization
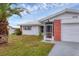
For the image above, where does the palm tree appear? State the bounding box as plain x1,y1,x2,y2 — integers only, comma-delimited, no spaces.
0,3,29,43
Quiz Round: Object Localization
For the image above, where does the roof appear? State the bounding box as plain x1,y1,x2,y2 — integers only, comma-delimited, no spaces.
39,8,79,22
8,26,20,29
18,20,43,26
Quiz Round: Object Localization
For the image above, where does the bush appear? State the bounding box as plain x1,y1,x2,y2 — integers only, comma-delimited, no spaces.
15,29,22,35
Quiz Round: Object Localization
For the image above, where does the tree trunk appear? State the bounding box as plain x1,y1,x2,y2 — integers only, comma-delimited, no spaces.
0,20,8,43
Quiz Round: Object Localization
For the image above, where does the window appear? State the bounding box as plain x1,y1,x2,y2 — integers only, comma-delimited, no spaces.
72,16,78,19
23,26,31,30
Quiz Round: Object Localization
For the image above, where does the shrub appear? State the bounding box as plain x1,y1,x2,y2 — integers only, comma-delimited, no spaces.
15,29,22,35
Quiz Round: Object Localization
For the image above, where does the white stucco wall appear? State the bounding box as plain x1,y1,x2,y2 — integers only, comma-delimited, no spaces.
45,12,79,23
22,25,40,35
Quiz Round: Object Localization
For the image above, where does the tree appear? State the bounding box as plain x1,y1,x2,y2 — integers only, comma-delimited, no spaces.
0,3,29,43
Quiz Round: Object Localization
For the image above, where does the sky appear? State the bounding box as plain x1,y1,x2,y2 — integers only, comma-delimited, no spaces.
8,3,79,26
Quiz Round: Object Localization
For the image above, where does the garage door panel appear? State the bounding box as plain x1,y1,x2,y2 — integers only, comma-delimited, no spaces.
61,23,79,42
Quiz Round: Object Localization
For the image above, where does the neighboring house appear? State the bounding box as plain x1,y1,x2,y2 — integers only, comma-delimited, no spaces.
19,21,43,35
20,8,79,42
8,26,20,34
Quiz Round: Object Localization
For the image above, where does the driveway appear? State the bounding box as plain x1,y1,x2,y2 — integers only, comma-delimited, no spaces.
48,41,79,56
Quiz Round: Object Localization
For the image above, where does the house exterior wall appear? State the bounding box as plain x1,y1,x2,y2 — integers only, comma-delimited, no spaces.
47,12,79,23
22,25,40,35
54,12,79,19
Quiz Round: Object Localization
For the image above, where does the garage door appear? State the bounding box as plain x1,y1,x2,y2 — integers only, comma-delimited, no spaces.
61,23,79,42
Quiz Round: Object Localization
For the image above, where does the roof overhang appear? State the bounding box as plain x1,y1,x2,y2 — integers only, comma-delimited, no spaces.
39,8,79,23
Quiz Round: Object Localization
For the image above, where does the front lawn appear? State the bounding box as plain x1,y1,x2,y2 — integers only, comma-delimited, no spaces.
0,35,54,56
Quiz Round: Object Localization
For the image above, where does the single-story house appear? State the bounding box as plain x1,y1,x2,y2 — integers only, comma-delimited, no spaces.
20,8,79,42
19,21,43,35
8,26,20,34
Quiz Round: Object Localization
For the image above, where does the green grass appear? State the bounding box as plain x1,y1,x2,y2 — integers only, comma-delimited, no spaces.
0,35,54,56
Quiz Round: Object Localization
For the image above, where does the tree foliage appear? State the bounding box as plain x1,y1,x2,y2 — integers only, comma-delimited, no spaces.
0,3,29,20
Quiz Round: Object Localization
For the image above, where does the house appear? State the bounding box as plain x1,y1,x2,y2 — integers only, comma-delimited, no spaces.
8,26,20,34
20,8,79,42
19,21,43,35
40,8,79,42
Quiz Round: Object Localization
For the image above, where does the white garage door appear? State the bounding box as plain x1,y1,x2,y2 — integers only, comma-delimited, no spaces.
61,23,79,42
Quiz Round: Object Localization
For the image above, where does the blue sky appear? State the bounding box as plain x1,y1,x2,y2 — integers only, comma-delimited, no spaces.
8,3,79,26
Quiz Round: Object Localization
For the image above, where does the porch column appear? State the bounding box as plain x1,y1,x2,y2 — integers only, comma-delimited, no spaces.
44,23,46,40
20,25,22,31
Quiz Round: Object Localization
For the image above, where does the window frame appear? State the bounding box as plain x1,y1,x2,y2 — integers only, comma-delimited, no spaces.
72,16,78,19
23,26,32,30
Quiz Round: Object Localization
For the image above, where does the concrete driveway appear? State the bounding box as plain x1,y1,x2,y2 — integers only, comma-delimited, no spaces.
48,41,79,56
